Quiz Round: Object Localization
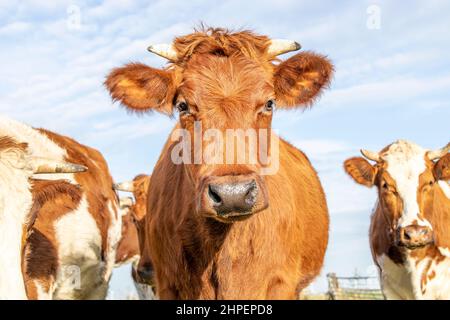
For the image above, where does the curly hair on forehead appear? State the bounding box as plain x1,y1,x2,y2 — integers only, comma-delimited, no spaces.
172,26,272,63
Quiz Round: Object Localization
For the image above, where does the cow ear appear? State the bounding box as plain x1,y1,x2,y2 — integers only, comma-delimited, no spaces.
274,52,334,108
344,157,377,187
105,63,176,115
434,153,450,181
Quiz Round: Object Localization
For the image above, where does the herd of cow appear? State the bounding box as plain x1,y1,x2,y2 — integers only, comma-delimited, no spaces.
0,28,449,300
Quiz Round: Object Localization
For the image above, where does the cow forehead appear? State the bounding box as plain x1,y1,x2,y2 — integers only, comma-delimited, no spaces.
383,140,427,191
181,55,273,103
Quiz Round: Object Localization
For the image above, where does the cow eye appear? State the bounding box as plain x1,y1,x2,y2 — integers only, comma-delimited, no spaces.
382,182,396,194
264,99,275,112
423,180,434,190
176,101,190,114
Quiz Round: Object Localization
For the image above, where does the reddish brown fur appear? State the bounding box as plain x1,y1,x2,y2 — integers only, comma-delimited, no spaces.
115,174,151,264
130,175,155,286
115,204,139,265
173,28,271,65
115,174,151,265
145,138,328,299
420,160,450,250
273,51,333,108
344,157,377,187
130,174,151,221
105,28,332,299
105,63,176,115
434,153,450,181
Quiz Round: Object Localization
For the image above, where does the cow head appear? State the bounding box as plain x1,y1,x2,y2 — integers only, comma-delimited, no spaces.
344,140,450,249
114,175,154,283
106,28,333,223
114,174,150,244
115,197,140,266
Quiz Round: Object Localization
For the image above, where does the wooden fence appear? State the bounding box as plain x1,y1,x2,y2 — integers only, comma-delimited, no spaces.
300,273,384,300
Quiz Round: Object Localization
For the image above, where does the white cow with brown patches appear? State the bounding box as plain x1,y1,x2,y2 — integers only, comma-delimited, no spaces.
0,115,121,300
344,140,450,299
0,135,87,299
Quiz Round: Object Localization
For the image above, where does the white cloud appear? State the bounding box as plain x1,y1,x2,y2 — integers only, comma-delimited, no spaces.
319,74,450,113
294,139,351,157
0,21,31,35
337,49,442,80
83,115,174,143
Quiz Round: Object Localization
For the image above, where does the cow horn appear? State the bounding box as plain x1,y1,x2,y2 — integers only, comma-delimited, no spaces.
147,43,178,61
28,157,87,174
428,142,450,160
360,149,381,162
267,39,301,56
113,181,134,192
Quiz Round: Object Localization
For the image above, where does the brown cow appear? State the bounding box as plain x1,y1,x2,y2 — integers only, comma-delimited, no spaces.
0,115,121,300
114,174,156,299
344,140,450,299
115,197,140,266
0,134,86,300
105,28,333,299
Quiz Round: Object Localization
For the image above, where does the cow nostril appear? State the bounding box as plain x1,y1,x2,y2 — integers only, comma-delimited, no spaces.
398,225,433,248
244,181,258,207
208,185,222,205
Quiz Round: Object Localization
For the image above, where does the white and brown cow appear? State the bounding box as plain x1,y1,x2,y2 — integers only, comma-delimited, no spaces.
114,175,156,300
0,115,121,300
115,197,140,267
0,135,87,299
344,140,450,299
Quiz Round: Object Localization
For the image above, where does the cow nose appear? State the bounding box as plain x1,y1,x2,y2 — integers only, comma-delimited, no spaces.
398,225,433,248
207,180,258,216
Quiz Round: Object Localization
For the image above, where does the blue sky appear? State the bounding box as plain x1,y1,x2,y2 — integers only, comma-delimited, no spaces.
1,0,449,298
